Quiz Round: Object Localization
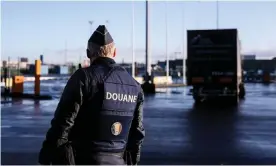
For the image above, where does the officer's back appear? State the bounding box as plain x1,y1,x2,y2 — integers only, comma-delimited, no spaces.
38,25,145,165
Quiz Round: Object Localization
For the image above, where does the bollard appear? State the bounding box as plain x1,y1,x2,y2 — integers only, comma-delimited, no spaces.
34,60,41,96
12,76,24,94
5,78,13,94
3,67,10,94
3,67,8,83
5,78,13,88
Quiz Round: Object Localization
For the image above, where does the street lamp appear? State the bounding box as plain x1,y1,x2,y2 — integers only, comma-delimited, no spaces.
88,21,93,34
131,0,135,78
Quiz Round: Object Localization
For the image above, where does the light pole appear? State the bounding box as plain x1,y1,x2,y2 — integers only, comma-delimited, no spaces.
17,56,20,75
8,56,10,79
182,2,186,84
106,20,109,28
165,0,169,85
145,0,151,79
64,40,67,65
195,1,200,28
145,0,151,78
131,0,135,78
216,0,219,29
88,21,93,34
79,51,82,64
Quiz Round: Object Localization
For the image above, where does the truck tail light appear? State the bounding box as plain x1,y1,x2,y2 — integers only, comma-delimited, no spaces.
219,77,232,83
192,77,204,83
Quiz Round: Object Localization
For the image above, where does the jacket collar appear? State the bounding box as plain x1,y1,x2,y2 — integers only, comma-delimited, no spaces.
91,57,116,66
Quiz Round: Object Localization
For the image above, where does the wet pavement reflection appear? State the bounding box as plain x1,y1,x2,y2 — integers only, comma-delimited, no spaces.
1,83,276,164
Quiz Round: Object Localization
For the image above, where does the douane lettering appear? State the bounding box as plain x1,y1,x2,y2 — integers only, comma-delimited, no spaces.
128,95,133,102
118,94,123,101
123,95,128,102
133,95,137,103
112,93,118,100
106,92,137,103
106,92,112,100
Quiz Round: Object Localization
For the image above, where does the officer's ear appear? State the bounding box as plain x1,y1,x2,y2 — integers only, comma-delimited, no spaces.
113,47,117,58
86,49,90,58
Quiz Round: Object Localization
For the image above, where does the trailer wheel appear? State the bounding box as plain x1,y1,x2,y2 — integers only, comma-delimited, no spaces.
229,95,239,105
239,83,245,99
193,86,206,104
193,94,203,104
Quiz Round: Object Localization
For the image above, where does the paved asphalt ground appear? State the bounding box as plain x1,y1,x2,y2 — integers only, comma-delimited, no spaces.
1,83,276,165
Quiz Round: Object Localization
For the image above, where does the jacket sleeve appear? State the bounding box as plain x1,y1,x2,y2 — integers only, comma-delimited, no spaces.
39,69,87,164
125,90,145,165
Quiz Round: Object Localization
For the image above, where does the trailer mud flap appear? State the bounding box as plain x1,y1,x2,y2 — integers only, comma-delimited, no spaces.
219,77,233,83
191,77,204,83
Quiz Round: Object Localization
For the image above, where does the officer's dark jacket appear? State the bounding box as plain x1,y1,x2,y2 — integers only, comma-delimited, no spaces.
39,57,145,165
